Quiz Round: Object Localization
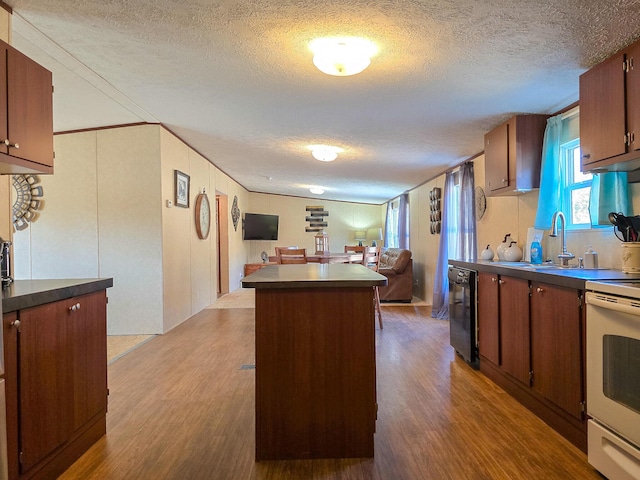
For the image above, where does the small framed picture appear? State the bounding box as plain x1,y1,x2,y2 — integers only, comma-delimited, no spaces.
175,170,190,208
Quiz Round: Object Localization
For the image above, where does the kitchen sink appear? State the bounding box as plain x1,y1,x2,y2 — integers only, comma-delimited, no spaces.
490,261,608,271
491,261,558,269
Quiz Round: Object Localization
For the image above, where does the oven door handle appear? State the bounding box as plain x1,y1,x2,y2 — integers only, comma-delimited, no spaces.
587,293,640,316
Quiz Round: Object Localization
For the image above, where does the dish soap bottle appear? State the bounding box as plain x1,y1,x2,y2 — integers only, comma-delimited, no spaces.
584,245,598,269
530,234,543,264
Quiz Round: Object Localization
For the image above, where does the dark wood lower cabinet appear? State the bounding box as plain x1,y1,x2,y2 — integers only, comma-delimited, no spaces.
254,287,376,460
477,273,587,452
3,290,108,479
498,276,530,385
530,282,584,420
477,272,500,365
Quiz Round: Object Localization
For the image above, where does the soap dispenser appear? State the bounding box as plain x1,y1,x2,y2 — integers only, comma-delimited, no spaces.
584,245,598,269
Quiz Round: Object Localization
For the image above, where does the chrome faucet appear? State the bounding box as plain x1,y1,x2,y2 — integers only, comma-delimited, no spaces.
549,211,575,266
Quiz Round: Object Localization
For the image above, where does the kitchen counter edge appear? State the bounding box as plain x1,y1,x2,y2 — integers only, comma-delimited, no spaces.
449,260,640,289
242,264,386,289
2,278,114,313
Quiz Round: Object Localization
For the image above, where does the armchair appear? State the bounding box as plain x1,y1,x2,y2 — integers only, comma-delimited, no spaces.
378,248,413,302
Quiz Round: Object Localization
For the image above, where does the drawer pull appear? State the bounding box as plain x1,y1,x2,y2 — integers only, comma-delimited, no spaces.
69,302,81,312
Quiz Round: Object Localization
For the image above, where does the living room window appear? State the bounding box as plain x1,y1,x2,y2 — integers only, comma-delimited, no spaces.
384,193,409,249
386,199,400,247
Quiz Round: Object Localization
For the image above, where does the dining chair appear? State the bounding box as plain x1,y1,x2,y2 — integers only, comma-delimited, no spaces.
274,246,299,256
362,246,383,328
344,245,366,263
277,248,308,264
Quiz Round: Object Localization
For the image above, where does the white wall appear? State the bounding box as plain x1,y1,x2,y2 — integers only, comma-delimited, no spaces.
13,124,253,335
244,193,384,264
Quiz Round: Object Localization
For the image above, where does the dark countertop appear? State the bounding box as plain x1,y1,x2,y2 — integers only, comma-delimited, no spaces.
450,260,640,289
241,263,387,289
2,278,114,313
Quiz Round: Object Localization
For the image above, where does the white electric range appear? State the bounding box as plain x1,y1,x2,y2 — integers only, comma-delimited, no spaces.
585,279,640,480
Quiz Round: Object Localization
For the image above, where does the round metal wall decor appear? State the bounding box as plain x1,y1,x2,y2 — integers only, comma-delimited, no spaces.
231,195,240,231
475,186,486,220
12,175,44,231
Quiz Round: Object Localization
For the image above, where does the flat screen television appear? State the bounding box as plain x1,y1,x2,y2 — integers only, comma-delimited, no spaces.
243,213,279,240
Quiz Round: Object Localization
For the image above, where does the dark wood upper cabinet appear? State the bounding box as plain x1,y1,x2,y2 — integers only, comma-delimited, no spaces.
0,39,53,174
484,114,548,196
581,38,640,171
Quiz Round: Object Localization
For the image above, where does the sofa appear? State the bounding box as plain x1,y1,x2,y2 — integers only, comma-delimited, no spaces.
378,248,413,302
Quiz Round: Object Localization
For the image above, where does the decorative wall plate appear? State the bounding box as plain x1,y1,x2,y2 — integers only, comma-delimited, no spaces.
475,186,486,220
195,191,211,239
12,175,44,231
231,195,240,231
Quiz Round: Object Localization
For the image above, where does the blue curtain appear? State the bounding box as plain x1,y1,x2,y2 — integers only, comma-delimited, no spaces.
589,172,631,225
535,112,631,228
534,115,563,229
432,172,454,319
398,193,409,249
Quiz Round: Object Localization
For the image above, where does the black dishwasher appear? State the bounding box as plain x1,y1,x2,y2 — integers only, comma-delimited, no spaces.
448,265,478,368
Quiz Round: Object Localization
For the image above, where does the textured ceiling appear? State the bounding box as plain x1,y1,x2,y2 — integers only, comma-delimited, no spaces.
6,0,640,204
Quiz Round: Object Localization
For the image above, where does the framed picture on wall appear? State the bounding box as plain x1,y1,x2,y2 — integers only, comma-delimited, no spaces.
175,170,190,208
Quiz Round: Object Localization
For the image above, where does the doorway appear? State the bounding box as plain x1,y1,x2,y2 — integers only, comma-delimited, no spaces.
215,193,230,297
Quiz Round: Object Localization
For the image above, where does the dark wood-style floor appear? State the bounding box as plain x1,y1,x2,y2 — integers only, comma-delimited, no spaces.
59,306,601,480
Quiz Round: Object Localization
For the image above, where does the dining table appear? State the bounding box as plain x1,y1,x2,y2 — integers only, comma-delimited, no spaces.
306,252,363,264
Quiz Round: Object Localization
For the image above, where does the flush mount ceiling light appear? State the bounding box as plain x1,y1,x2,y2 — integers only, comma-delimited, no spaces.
308,144,342,162
310,187,325,195
309,37,377,76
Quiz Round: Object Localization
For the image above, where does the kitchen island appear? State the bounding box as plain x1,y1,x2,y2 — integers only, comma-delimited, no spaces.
242,263,386,461
2,278,113,480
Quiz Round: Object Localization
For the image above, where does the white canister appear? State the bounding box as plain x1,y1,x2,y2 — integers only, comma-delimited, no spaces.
621,243,640,273
584,246,598,269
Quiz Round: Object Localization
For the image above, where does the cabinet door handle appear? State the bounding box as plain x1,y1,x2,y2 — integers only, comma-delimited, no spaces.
537,287,544,293
491,277,497,282
69,302,80,312
582,153,590,159
2,139,19,149
10,319,20,331
499,279,505,285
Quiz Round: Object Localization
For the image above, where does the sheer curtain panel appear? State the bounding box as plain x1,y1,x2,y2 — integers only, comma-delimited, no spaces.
432,172,454,319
